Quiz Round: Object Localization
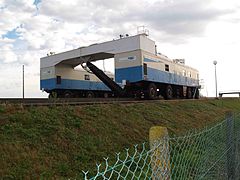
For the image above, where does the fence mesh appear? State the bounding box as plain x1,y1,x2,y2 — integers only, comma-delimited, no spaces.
83,113,240,179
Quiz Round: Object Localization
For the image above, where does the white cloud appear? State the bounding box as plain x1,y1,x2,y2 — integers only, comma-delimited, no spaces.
0,0,36,35
0,44,18,63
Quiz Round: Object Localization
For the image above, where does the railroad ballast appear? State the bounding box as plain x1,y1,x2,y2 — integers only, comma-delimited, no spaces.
40,32,200,99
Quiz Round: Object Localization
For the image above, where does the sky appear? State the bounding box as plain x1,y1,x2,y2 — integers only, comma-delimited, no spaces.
0,0,240,97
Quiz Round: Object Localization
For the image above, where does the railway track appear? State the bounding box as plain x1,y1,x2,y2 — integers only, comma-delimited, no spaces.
0,98,162,106
0,97,226,106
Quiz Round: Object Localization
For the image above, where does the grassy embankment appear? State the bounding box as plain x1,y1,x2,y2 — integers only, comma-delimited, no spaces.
0,98,240,179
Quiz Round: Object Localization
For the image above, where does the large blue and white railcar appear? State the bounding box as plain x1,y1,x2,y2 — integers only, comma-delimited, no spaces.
40,32,200,99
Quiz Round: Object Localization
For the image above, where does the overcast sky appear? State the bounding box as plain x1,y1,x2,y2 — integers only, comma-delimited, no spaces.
0,0,239,97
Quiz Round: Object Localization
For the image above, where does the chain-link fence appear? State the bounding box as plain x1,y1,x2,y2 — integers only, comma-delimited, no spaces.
83,113,240,179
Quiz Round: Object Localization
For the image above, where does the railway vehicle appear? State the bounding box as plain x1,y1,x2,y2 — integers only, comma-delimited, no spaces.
40,31,200,99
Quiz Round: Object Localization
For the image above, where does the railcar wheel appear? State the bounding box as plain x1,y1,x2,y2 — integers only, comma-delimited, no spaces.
187,87,192,99
195,89,200,99
103,92,109,98
165,85,173,99
64,91,73,98
49,91,58,99
86,91,95,98
147,83,157,99
176,88,181,99
48,93,53,99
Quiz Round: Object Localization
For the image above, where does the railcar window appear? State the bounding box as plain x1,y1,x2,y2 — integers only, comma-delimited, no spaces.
56,76,61,84
143,63,148,75
85,74,90,80
165,64,169,72
182,70,186,76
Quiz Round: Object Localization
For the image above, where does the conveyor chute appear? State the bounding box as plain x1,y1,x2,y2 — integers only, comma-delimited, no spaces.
86,62,125,96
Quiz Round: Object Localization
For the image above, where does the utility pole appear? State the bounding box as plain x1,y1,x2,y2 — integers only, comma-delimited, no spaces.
213,60,218,98
23,65,25,99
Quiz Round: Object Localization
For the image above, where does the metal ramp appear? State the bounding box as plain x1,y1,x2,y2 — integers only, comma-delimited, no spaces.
86,62,125,96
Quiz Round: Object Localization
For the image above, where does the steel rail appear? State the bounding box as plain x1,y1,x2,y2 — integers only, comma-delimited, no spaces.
0,98,156,106
0,97,232,107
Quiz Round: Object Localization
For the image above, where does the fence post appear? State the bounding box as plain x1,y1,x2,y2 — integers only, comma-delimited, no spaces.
149,126,170,180
226,112,235,180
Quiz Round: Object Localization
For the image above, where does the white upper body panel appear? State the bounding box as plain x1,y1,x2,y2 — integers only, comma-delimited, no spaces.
40,34,155,68
41,64,113,82
143,51,199,80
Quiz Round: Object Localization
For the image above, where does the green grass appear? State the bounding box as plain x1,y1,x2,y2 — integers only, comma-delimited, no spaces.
0,98,240,179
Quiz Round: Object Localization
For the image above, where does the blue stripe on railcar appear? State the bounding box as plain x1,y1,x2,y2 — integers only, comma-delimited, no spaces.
115,66,199,86
144,58,162,63
146,67,199,86
40,78,111,91
115,66,143,83
40,78,56,90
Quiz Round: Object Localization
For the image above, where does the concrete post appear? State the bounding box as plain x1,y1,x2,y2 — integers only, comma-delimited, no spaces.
149,126,170,180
